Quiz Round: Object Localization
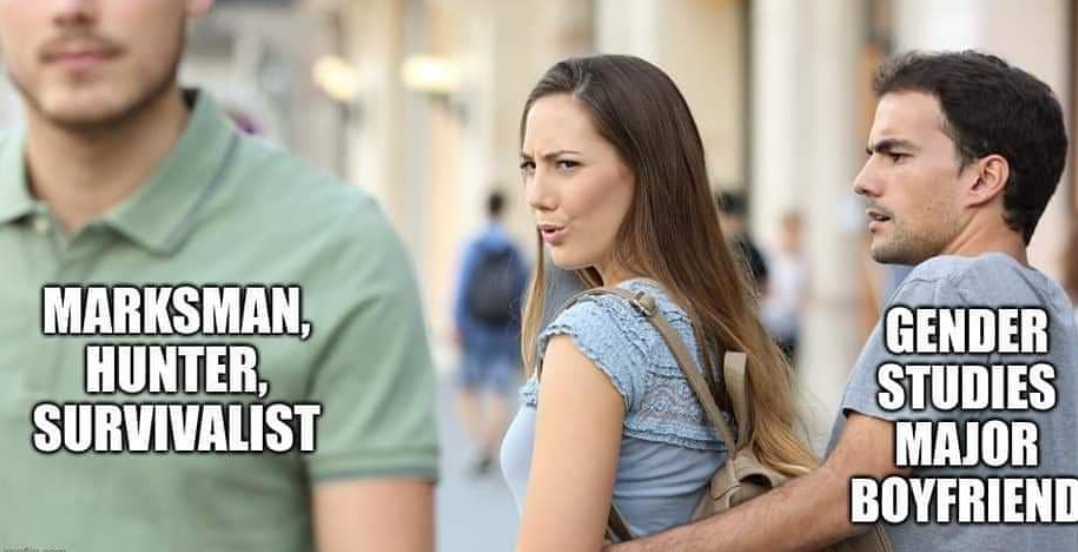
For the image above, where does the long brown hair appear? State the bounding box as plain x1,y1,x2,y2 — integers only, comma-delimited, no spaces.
518,55,816,476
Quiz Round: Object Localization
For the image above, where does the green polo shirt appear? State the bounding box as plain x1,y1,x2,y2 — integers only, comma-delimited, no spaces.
0,91,439,551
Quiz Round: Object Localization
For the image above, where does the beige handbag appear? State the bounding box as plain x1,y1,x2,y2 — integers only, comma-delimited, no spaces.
562,287,892,551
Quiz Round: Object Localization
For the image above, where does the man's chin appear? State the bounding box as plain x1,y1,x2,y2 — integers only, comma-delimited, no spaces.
37,96,131,128
870,241,906,265
14,56,182,132
870,242,928,266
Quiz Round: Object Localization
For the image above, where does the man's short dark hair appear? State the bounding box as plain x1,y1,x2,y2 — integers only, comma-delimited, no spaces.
487,190,505,219
874,50,1068,244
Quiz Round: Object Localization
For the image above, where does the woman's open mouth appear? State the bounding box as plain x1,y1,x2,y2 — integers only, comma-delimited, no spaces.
538,224,567,245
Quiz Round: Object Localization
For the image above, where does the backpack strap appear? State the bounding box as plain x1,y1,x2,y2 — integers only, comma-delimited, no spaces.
557,287,740,454
606,504,633,543
552,287,720,393
544,286,749,544
722,350,751,448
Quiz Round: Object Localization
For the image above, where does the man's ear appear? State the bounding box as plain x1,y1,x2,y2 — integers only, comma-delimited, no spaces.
964,154,1009,208
186,0,215,19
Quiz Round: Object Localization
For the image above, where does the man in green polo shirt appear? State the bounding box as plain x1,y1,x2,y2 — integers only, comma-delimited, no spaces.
0,1,438,551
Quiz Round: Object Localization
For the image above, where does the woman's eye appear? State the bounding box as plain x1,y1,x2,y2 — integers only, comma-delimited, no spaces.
519,161,535,173
889,153,908,163
555,160,579,170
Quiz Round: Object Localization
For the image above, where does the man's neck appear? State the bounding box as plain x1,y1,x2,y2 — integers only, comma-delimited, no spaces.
24,86,191,233
941,215,1029,266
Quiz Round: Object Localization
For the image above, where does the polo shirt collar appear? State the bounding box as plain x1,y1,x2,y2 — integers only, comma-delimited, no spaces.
0,91,239,252
104,89,239,255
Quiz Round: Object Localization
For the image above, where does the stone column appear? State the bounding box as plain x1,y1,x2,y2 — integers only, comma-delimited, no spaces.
340,0,408,225
802,0,866,442
749,0,803,251
751,0,867,444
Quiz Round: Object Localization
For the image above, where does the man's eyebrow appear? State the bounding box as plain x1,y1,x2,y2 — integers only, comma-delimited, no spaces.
866,138,918,155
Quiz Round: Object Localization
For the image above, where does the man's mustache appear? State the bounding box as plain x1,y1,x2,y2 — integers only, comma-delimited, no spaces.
39,33,123,62
865,201,895,219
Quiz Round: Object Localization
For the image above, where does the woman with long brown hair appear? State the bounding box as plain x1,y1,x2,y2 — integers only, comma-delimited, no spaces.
499,54,816,551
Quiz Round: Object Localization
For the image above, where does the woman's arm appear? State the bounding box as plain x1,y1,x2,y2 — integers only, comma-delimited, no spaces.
515,335,626,552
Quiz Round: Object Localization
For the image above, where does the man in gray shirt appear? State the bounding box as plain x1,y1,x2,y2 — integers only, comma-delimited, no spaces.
614,51,1076,552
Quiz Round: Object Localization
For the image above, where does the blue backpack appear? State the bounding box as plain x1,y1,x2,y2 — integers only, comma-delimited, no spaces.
466,246,522,325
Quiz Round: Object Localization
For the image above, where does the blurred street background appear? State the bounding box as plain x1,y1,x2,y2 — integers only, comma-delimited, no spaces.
0,1,1074,550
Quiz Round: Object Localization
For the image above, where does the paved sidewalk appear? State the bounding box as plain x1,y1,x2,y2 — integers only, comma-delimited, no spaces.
435,371,520,552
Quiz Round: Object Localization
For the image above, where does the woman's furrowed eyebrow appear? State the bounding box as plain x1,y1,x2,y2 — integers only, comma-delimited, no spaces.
521,149,583,162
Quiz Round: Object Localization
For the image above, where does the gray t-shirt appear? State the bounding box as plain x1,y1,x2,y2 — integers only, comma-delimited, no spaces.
829,253,1078,551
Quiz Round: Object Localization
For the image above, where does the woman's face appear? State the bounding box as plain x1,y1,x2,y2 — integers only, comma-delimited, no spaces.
520,94,635,279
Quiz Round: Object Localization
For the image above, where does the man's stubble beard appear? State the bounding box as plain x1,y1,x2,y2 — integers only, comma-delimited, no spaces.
12,24,186,136
871,213,957,266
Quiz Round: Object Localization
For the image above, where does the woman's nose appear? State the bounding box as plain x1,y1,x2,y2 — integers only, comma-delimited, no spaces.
524,171,556,211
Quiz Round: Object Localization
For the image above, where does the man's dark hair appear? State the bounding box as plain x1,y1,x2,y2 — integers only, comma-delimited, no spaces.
873,50,1068,244
487,190,505,219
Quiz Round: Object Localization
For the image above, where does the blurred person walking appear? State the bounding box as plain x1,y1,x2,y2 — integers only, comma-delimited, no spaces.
453,190,529,475
716,191,769,295
0,1,437,551
761,211,808,365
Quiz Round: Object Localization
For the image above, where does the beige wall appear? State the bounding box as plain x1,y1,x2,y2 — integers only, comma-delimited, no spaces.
344,0,599,342
659,0,745,188
596,0,746,189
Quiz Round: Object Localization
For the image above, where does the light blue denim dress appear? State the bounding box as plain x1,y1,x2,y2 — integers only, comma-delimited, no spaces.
500,278,729,537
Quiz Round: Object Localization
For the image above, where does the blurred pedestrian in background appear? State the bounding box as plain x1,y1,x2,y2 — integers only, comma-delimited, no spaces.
0,1,437,550
716,191,769,296
453,190,529,475
762,210,808,365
